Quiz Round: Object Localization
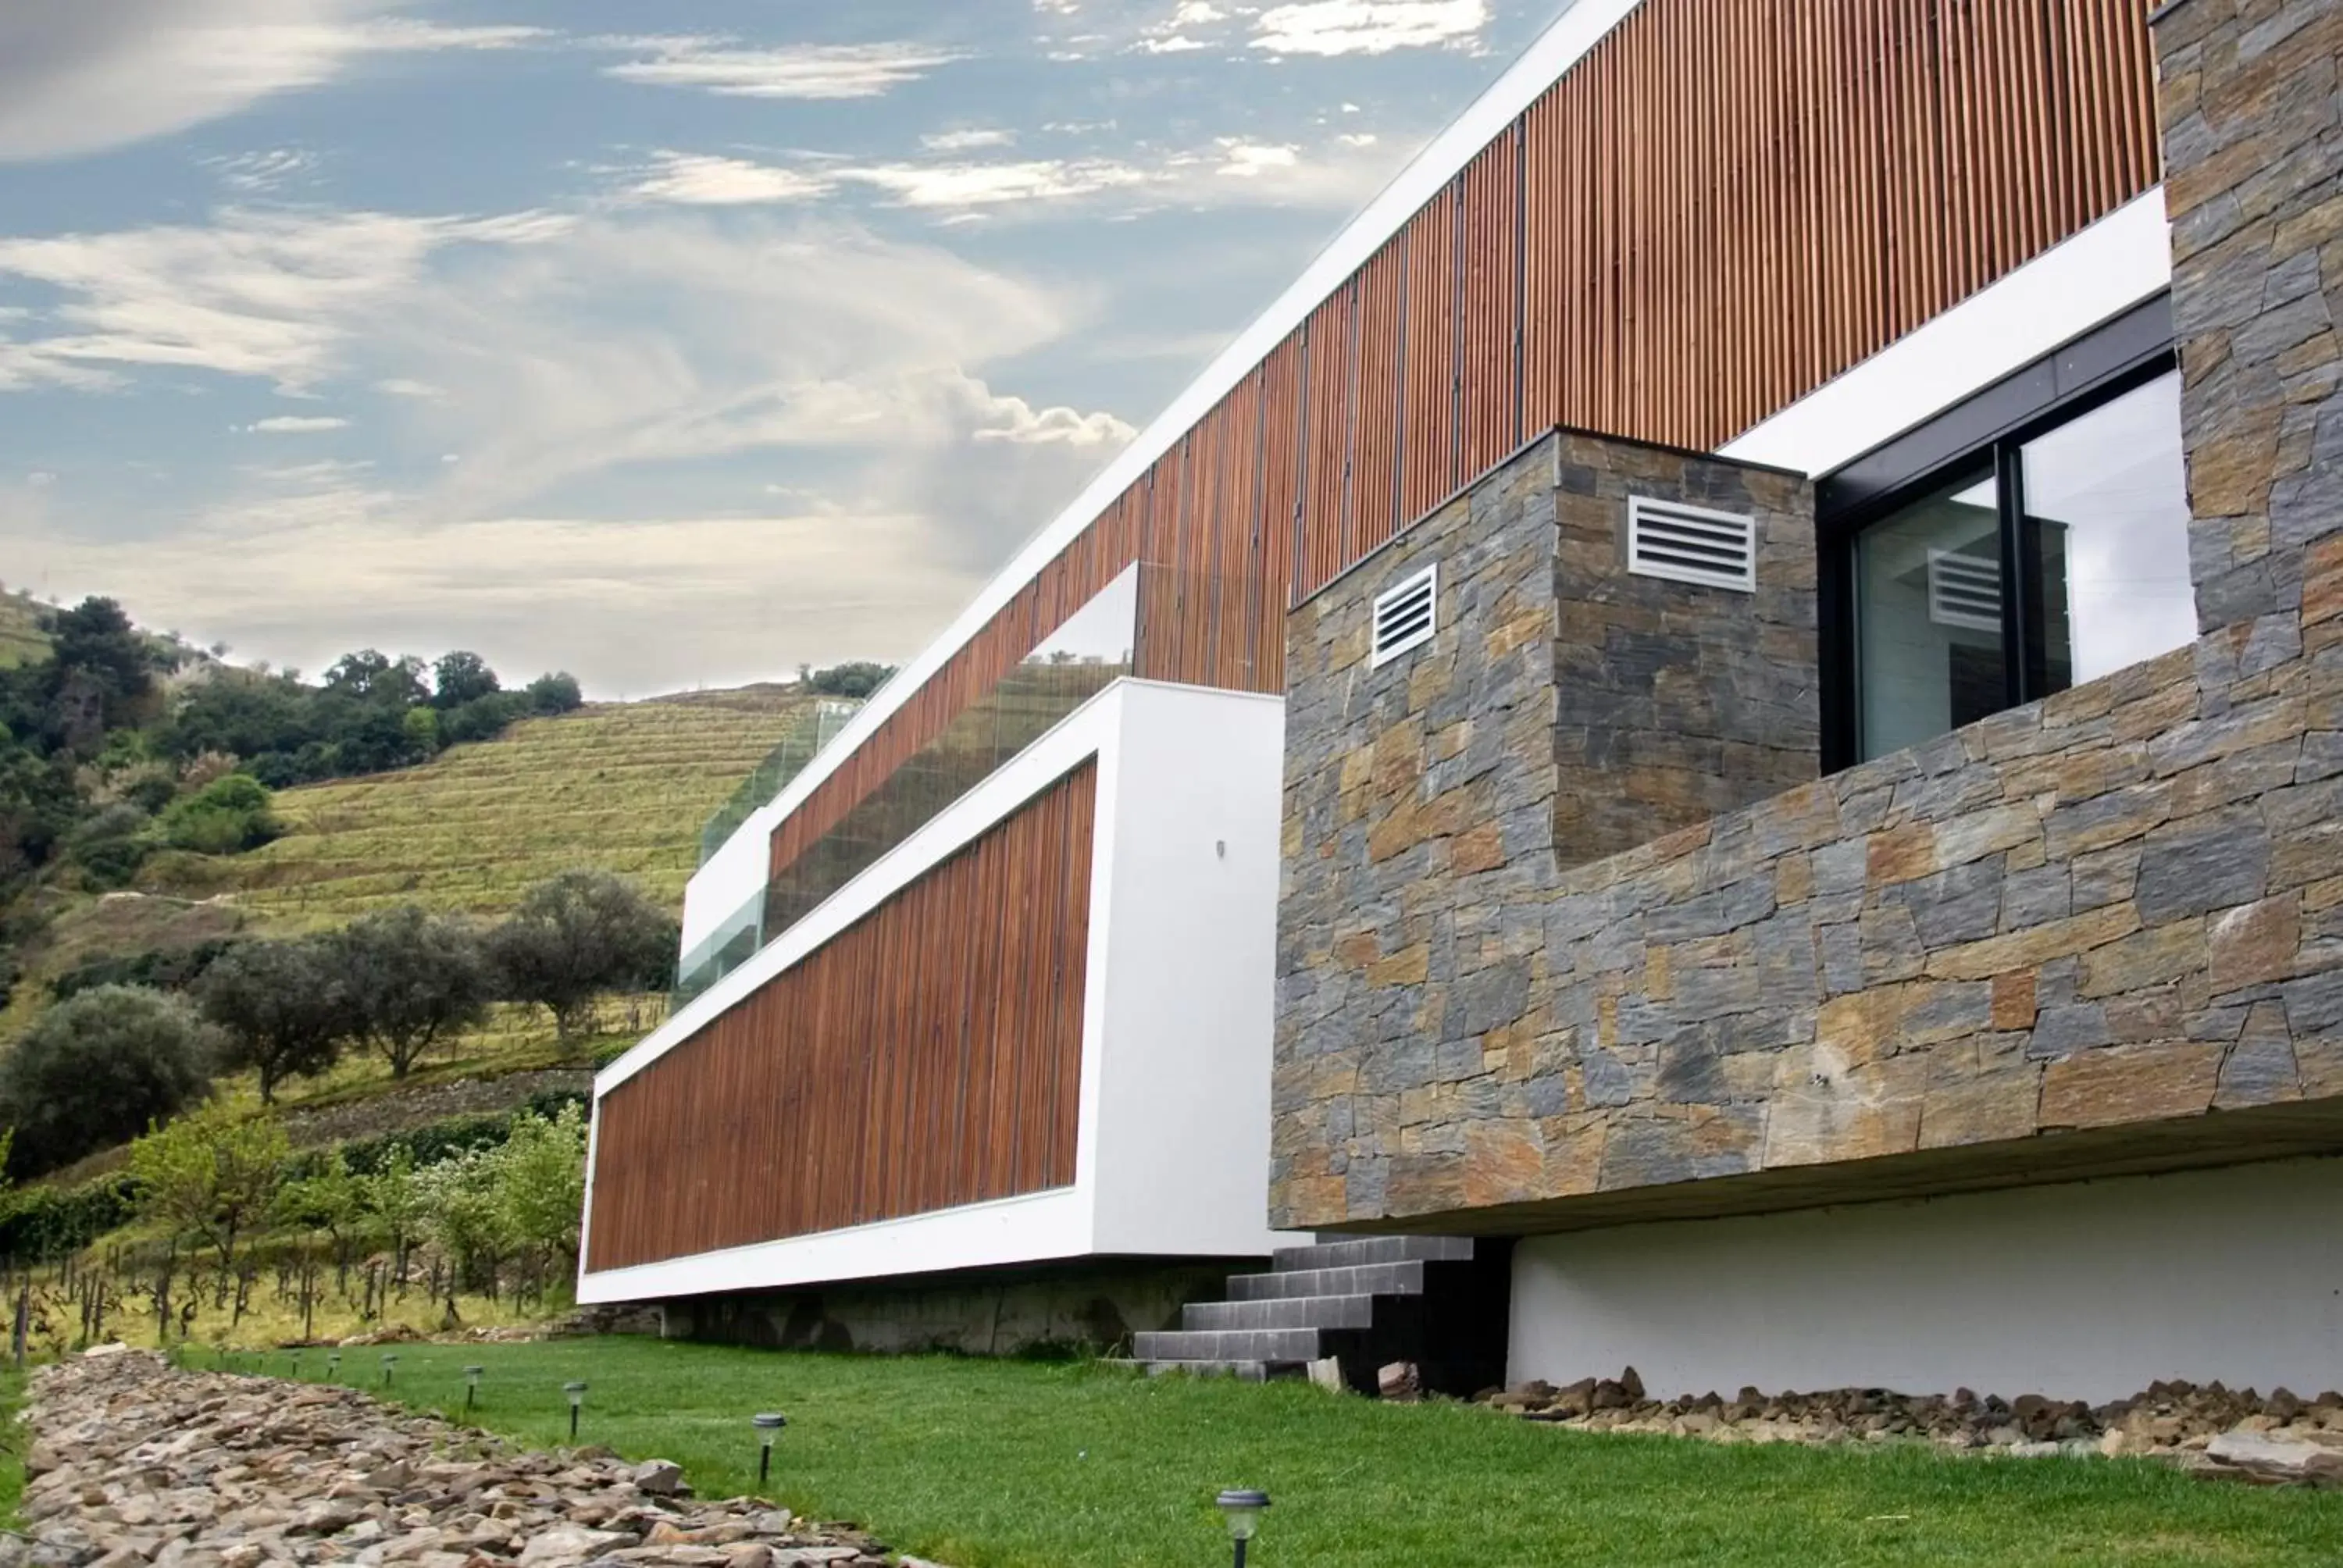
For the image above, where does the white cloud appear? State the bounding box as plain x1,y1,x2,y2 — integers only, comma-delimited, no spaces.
972,394,1136,447
205,147,322,193
843,159,1154,208
923,129,1018,153
1251,0,1487,55
244,414,349,433
1216,141,1300,178
0,1,547,163
626,152,834,207
376,377,442,398
0,206,570,392
0,205,1132,690
602,40,961,100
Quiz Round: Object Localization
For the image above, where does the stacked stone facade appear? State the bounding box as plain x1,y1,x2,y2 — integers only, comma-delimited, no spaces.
1270,3,2343,1233
2159,0,2343,633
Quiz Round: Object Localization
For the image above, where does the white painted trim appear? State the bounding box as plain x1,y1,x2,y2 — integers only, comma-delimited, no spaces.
582,681,1295,1303
689,0,1646,878
1721,187,2173,477
581,1187,1094,1303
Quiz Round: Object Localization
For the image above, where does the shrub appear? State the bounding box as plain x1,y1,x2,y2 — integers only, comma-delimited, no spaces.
485,870,677,1041
0,1175,138,1262
160,772,280,855
66,801,152,889
49,938,241,1000
0,985,216,1177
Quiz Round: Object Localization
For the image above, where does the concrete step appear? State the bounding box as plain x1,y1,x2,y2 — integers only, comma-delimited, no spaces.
1132,1327,1327,1363
1226,1260,1425,1302
1272,1236,1475,1273
1183,1293,1378,1331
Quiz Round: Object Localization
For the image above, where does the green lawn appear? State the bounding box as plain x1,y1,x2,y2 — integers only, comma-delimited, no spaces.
214,1338,2343,1567
0,1365,24,1528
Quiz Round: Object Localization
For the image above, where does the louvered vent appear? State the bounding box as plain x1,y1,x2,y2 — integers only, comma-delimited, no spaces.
1928,549,2002,632
1626,497,1759,593
1371,564,1438,668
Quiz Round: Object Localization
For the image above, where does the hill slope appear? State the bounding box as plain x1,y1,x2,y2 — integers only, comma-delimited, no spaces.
0,591,51,668
146,686,806,928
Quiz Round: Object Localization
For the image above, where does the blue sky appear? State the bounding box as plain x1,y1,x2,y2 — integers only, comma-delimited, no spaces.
0,0,1565,696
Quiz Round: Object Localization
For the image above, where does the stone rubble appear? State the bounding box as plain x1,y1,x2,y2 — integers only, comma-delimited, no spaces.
4,1349,938,1567
1478,1368,2343,1484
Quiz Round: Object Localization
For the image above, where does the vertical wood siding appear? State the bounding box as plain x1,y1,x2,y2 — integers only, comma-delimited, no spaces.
757,0,2160,909
615,0,2163,1256
588,763,1098,1271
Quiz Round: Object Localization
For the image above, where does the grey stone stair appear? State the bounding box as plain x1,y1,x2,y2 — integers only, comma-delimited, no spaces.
1226,1260,1427,1302
1136,1236,1509,1396
1182,1293,1378,1331
1270,1235,1475,1271
1133,1327,1327,1363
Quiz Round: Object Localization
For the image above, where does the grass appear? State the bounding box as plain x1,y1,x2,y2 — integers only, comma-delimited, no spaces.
142,692,808,928
0,1365,21,1528
278,1339,2343,1568
0,592,48,670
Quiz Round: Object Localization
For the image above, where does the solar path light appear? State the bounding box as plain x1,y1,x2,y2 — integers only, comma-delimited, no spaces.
326,1350,341,1381
464,1365,485,1413
381,1352,398,1389
565,1381,588,1441
289,1349,302,1379
753,1413,786,1485
1215,1490,1271,1568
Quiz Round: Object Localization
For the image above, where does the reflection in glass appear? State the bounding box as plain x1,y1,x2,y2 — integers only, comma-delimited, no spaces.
2021,372,2194,693
1856,467,2004,761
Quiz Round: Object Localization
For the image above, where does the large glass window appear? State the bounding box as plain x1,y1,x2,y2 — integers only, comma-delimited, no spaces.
1849,369,2190,761
2019,375,2197,692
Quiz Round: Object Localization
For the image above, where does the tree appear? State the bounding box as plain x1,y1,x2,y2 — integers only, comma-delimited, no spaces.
0,985,215,1176
431,651,501,709
493,1102,589,1268
524,672,583,715
323,650,428,707
335,906,491,1078
484,871,677,1042
128,1100,289,1300
195,937,351,1103
45,597,156,736
805,661,895,699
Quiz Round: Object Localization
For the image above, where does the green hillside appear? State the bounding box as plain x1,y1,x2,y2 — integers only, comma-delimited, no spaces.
142,686,805,928
0,592,50,668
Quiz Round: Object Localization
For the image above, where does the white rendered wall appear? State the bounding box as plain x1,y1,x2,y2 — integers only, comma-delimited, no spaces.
583,679,1293,1304
1087,682,1291,1259
1510,1159,2343,1404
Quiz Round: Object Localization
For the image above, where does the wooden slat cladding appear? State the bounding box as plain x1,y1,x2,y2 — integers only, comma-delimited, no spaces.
758,0,2159,923
590,764,1098,1271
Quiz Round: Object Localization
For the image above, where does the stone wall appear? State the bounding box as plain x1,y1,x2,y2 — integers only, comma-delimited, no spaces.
1271,0,2343,1236
2157,0,2343,631
1278,530,2343,1231
1276,430,1821,1228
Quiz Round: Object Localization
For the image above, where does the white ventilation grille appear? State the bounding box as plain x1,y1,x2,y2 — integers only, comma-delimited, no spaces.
1626,497,1758,593
1371,564,1438,668
1928,548,2002,632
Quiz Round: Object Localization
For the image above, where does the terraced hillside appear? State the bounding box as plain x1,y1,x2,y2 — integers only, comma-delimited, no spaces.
148,686,806,928
0,591,50,668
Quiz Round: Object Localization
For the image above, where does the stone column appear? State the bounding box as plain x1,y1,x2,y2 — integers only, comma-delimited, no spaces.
2156,0,2343,634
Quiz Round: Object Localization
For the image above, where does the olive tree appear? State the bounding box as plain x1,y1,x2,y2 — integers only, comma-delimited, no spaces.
0,985,214,1176
485,871,676,1042
196,936,351,1102
334,906,491,1078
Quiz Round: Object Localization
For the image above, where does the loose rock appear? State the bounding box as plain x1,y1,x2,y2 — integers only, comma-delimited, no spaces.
12,1351,950,1566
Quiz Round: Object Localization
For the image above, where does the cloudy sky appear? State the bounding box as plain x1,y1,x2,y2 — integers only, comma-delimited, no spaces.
0,0,1567,697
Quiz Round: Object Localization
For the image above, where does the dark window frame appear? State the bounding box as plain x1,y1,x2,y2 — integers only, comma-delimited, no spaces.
1817,293,2178,772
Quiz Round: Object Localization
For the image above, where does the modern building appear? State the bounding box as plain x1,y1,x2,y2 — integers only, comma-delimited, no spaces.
583,0,2343,1399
